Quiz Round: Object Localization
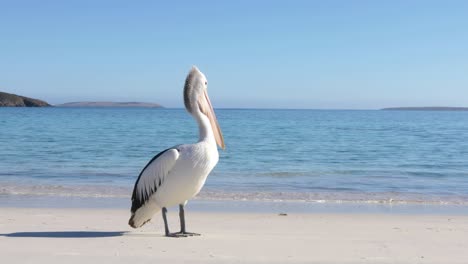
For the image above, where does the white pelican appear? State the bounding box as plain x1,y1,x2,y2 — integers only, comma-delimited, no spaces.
128,66,225,237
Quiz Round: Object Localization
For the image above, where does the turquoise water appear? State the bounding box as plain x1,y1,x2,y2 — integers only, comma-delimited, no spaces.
1,108,468,204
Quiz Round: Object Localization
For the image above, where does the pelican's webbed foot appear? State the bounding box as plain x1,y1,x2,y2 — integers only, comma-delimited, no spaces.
181,231,200,236
166,232,188,238
165,231,200,238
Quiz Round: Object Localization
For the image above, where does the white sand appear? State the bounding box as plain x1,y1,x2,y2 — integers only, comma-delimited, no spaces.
0,207,467,263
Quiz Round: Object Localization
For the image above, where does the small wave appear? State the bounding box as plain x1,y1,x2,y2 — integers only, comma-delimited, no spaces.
2,182,468,206
196,190,468,205
0,183,130,198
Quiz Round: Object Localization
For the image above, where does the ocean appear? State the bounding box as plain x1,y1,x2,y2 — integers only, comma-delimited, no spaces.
1,108,468,206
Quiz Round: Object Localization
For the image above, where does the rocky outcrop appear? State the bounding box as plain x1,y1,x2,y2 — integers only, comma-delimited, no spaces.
0,91,51,107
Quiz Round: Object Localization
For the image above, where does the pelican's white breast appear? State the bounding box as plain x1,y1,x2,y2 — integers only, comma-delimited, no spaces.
152,141,219,207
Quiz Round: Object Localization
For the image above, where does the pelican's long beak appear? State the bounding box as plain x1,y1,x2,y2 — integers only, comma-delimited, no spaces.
198,90,225,149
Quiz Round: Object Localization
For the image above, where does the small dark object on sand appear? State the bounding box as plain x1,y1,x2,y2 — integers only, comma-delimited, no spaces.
279,213,288,216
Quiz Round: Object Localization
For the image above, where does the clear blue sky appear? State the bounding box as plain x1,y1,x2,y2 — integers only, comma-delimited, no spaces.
1,1,467,109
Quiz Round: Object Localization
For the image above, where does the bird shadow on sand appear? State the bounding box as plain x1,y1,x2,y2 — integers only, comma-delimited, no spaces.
1,231,126,238
1,231,165,238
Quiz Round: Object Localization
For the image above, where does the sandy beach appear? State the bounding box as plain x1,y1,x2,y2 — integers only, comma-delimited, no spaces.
1,207,467,264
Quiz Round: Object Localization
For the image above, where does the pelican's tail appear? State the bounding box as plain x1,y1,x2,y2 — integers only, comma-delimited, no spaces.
128,201,161,228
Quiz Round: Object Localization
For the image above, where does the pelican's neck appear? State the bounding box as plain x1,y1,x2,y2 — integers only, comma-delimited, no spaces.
193,110,216,145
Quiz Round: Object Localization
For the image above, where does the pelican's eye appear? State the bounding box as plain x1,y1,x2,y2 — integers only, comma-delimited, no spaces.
205,81,207,85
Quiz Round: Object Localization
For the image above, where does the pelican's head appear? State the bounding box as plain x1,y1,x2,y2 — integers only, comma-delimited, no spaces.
184,66,225,149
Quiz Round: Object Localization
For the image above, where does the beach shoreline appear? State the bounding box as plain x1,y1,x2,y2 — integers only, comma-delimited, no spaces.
2,194,468,216
2,183,468,264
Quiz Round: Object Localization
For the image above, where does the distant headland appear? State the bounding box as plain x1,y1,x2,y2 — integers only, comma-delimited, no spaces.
0,91,51,107
382,107,468,111
56,102,164,108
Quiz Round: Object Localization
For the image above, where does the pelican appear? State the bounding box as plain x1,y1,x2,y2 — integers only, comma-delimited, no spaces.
128,66,225,237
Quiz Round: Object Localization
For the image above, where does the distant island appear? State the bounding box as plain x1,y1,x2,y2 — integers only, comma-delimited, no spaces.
0,91,51,107
56,102,164,108
382,107,468,111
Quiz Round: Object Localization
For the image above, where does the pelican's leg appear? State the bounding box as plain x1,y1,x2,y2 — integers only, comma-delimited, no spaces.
162,207,187,238
162,207,171,236
178,204,200,236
